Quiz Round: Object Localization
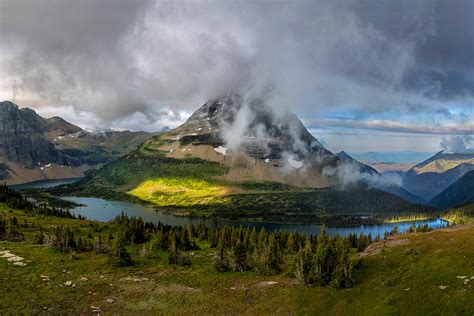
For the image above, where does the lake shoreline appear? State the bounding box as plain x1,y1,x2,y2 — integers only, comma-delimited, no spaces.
11,178,450,237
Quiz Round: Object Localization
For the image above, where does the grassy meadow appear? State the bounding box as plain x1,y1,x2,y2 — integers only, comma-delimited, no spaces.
1,203,473,315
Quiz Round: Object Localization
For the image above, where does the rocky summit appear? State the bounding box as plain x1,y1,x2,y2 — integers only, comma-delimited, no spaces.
146,95,339,187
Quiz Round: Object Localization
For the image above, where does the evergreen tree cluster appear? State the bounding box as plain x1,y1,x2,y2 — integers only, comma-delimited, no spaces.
292,227,353,288
0,183,84,219
29,212,375,287
0,215,24,241
107,215,375,286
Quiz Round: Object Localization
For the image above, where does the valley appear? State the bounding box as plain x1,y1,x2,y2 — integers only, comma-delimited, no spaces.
1,1,473,314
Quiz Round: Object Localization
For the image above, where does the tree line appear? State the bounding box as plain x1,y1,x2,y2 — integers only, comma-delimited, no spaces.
0,184,83,219
35,213,379,288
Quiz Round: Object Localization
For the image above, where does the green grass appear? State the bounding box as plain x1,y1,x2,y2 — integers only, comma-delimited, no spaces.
127,177,232,206
1,205,473,314
417,158,474,173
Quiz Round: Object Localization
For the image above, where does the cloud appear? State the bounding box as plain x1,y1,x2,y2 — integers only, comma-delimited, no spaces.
440,136,474,154
0,0,473,133
307,118,474,135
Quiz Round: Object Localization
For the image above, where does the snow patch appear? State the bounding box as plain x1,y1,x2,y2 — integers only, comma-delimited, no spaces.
214,146,228,156
287,155,303,169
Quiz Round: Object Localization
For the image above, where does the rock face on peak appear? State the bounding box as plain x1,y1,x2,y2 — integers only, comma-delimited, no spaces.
175,96,332,160
0,101,153,184
150,96,338,187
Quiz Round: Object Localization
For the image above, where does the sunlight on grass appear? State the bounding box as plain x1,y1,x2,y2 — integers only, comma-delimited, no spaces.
417,158,474,173
384,214,432,223
127,178,231,206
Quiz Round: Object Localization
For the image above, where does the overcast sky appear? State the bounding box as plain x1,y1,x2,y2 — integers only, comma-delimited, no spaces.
0,0,472,152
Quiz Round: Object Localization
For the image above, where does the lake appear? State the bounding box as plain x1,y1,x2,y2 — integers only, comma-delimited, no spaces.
12,178,449,237
62,196,448,237
10,177,83,191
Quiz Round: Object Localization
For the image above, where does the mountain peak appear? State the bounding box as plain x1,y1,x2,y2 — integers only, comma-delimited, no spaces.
177,96,331,161
0,100,19,110
336,151,350,159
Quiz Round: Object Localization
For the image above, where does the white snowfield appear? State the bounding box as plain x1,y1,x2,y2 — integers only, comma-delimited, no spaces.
287,155,303,169
214,146,228,155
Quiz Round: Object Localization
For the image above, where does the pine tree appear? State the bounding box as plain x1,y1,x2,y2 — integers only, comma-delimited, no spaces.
109,233,132,266
286,233,296,254
35,226,45,245
331,238,353,288
232,242,248,272
257,228,268,251
168,236,179,264
248,227,257,253
255,234,281,275
215,244,229,272
292,239,313,285
315,226,336,285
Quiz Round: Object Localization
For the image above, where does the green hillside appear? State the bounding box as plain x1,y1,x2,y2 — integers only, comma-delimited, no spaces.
0,198,473,315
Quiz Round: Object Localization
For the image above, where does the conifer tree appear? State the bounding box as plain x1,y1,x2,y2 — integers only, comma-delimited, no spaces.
331,238,353,288
215,244,229,272
292,239,313,285
248,227,257,253
168,235,180,264
110,233,132,266
232,242,248,272
315,226,336,285
35,226,45,245
286,233,296,254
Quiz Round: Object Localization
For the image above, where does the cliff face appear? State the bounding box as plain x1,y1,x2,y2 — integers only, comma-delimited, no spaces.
0,101,70,168
178,96,333,161
0,101,153,183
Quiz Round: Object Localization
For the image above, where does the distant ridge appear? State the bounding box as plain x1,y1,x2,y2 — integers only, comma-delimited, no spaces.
0,100,153,184
402,151,474,200
431,170,474,209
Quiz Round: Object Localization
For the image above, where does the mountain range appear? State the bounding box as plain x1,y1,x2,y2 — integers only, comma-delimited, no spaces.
349,151,436,164
54,96,435,221
0,101,153,184
430,170,474,209
402,151,474,202
9,97,471,220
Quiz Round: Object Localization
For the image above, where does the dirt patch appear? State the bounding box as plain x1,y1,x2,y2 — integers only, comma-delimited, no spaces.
165,284,200,293
256,281,279,288
360,238,410,258
436,221,474,233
